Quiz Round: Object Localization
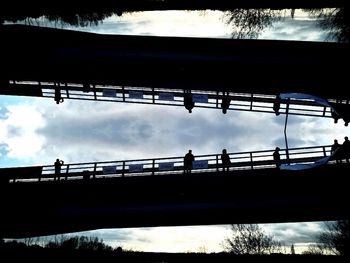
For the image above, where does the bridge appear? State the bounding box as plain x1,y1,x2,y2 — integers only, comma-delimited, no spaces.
1,25,350,101
1,145,349,238
2,80,350,123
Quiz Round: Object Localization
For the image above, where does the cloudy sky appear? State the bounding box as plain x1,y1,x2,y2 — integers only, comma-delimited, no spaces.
1,10,348,253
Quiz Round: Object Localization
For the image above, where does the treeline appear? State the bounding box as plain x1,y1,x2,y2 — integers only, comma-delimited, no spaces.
0,235,122,252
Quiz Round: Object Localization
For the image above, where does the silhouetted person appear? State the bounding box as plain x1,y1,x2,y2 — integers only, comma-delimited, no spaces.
273,96,281,116
273,147,281,168
184,90,194,113
54,86,64,104
221,149,231,171
221,92,231,114
54,158,64,180
331,139,341,163
342,136,350,163
184,150,194,174
331,108,340,124
331,139,340,155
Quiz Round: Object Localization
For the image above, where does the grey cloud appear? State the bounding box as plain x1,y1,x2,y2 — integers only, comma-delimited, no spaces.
272,136,308,149
264,222,325,245
6,125,23,138
38,113,154,147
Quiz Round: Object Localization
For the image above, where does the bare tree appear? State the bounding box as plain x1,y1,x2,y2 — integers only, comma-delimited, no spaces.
223,224,283,255
317,220,350,256
303,243,325,255
224,9,284,39
306,8,350,43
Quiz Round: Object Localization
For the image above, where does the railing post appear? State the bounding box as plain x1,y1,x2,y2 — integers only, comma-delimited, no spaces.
93,163,97,179
216,154,219,172
250,94,253,110
152,159,155,176
93,84,97,100
65,165,69,181
122,161,125,177
284,100,290,163
65,83,70,98
216,91,219,108
250,152,254,169
122,86,126,102
323,146,327,157
152,88,155,104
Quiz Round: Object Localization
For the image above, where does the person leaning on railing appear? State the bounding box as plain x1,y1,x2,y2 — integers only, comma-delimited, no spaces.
342,136,350,163
54,158,64,180
221,149,231,171
184,150,194,174
331,139,341,163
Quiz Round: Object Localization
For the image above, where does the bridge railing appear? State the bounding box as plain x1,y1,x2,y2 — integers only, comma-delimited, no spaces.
6,80,335,118
1,145,334,183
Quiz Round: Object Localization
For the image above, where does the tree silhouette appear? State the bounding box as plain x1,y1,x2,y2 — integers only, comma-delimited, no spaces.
1,12,116,27
45,235,113,251
224,9,284,39
223,224,283,255
307,8,350,43
317,220,350,256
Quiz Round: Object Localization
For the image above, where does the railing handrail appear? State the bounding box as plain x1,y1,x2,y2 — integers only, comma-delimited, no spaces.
36,144,331,168
1,145,331,181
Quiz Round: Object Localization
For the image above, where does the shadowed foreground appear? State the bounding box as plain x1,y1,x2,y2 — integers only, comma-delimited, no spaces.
1,162,349,238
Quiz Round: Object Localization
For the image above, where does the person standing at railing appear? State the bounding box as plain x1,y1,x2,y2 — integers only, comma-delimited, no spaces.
54,158,64,180
221,92,231,114
273,147,281,168
184,90,194,113
54,84,64,104
184,150,194,174
331,139,341,163
221,149,231,172
273,95,281,116
342,136,350,163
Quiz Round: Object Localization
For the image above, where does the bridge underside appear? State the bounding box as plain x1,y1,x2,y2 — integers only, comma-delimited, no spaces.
1,164,349,238
1,25,350,100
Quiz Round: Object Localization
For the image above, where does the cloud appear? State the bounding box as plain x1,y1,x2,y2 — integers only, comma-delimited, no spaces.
262,221,326,245
22,11,231,39
261,17,328,42
0,102,45,165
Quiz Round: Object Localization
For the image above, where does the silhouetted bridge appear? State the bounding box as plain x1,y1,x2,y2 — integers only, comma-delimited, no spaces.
1,25,350,101
1,145,349,238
